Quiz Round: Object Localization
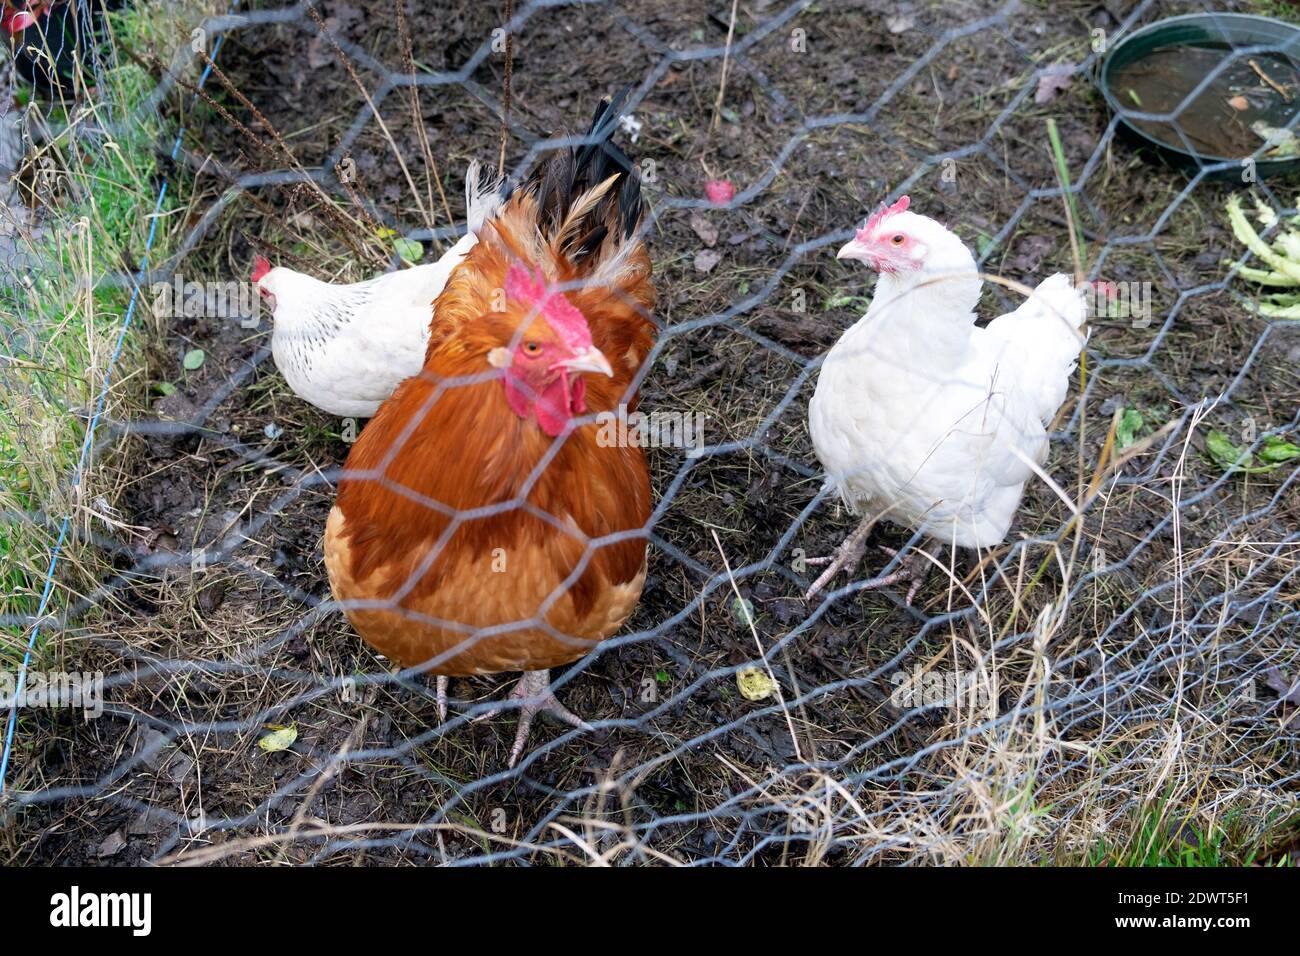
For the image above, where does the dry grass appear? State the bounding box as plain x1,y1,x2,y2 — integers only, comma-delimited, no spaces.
1,0,220,780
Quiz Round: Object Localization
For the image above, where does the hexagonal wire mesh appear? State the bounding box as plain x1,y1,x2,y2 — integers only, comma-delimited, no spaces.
1,0,1298,865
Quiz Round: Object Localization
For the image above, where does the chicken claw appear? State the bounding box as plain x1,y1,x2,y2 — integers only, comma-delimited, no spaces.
804,520,932,606
435,675,449,722
870,546,932,607
478,669,593,768
803,515,875,600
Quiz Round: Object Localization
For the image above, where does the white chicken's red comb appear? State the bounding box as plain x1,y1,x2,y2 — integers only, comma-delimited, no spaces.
505,263,593,352
251,256,271,284
857,195,910,242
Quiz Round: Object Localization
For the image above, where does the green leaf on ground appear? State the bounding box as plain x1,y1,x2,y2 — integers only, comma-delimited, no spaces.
731,595,755,628
1116,408,1143,449
1206,430,1250,472
393,237,423,264
1205,430,1297,474
1259,435,1300,464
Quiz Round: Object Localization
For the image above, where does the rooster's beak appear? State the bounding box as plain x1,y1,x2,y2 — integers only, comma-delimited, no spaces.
558,346,613,377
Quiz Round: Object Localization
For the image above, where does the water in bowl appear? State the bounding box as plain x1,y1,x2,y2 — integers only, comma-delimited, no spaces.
1109,45,1300,160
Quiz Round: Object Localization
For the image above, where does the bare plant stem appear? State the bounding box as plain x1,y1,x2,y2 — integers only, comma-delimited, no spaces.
396,1,454,241
498,0,515,179
710,0,740,132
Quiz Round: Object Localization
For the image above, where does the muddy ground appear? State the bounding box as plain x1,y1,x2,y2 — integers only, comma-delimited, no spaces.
5,0,1299,865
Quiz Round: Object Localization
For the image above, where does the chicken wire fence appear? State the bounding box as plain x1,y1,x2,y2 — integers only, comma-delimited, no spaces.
1,0,1298,865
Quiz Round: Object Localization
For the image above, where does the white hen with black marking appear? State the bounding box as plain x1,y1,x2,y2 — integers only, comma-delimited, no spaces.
253,162,503,419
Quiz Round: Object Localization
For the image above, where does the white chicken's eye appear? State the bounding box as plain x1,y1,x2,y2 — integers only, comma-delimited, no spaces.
891,234,905,245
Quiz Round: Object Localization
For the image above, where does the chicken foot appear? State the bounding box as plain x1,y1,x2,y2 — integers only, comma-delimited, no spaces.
870,546,933,607
804,518,933,606
478,669,593,768
803,515,876,600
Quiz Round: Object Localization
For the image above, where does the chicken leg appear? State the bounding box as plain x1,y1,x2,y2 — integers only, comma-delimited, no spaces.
478,669,593,768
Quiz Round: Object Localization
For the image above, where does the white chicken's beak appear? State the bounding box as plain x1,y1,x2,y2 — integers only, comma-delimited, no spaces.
558,346,614,377
836,239,872,262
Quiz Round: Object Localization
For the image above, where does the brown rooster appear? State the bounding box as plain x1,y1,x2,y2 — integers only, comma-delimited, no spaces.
324,93,655,767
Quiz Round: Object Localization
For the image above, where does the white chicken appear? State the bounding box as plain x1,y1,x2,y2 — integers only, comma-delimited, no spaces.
252,162,503,418
804,196,1087,603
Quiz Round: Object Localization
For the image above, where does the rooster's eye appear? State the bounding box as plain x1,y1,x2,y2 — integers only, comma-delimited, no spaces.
522,341,543,356
890,234,905,245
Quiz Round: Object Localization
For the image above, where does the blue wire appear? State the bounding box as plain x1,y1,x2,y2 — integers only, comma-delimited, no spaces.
0,23,231,796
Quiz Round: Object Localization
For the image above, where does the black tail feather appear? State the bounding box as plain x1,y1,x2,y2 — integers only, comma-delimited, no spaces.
527,86,644,261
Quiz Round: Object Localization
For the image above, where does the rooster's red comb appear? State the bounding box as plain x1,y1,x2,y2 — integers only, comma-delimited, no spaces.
857,195,910,242
504,263,593,353
251,256,271,283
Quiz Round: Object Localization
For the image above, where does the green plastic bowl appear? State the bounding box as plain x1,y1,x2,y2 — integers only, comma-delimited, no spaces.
1098,12,1300,179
